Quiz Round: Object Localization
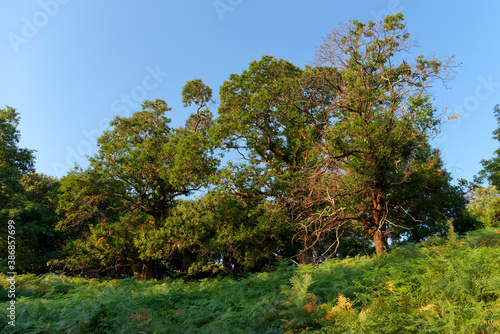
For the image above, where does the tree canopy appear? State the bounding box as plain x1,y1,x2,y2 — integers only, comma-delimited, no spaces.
0,14,484,279
0,107,61,273
56,95,218,279
212,13,466,258
477,104,500,188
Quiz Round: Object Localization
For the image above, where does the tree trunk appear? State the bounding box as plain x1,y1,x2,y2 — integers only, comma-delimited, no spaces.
182,249,194,272
371,187,389,255
373,230,389,255
299,248,314,264
131,261,154,280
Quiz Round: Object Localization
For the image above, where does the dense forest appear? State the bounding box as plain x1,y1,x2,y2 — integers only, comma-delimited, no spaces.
1,13,500,332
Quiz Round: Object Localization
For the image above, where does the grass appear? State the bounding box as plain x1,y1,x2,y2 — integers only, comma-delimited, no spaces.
1,228,500,333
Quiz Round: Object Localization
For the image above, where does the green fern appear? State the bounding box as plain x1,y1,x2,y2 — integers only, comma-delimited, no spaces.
1,229,500,333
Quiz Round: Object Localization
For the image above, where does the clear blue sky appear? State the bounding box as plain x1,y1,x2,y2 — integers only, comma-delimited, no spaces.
1,1,499,183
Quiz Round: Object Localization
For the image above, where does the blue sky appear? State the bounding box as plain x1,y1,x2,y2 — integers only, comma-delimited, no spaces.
1,1,499,183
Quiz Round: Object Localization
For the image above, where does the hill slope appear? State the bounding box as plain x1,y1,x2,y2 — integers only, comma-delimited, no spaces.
1,228,500,333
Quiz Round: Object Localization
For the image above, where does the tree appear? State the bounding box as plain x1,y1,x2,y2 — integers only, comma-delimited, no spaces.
212,56,337,263
214,14,464,258
467,185,500,228
0,107,35,174
55,168,132,277
477,105,500,187
311,13,460,254
57,92,217,279
0,107,61,273
472,104,500,229
159,191,292,275
1,172,61,274
386,152,479,241
0,107,35,210
13,173,61,272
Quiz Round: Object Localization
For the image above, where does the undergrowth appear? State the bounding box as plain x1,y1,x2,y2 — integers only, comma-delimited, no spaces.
1,228,500,333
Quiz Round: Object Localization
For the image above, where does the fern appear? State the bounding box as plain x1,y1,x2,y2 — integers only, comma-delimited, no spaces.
1,229,500,333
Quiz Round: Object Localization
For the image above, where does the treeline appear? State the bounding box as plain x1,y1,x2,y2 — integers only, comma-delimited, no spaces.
1,14,494,280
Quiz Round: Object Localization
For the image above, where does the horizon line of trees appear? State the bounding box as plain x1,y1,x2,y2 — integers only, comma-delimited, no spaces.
2,14,497,280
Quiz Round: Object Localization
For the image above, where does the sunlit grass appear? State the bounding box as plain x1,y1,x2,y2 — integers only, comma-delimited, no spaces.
1,228,500,333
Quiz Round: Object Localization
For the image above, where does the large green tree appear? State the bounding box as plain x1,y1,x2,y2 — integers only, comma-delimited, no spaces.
214,14,467,257
57,92,217,279
0,107,35,210
307,13,464,254
213,56,337,263
1,107,61,273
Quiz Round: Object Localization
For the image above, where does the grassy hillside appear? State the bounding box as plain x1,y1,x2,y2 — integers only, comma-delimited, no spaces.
1,228,500,333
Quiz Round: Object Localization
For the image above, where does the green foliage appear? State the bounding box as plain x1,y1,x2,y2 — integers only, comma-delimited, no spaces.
7,173,61,273
0,262,293,333
161,191,292,274
465,227,500,248
211,13,465,260
0,106,35,216
0,16,479,291
2,229,500,333
387,147,479,242
468,184,500,227
183,79,214,133
56,98,218,279
212,55,335,262
42,14,474,279
478,104,500,187
446,219,459,244
182,79,213,109
0,107,61,273
313,14,459,254
301,229,500,333
0,107,35,175
280,272,318,331
474,104,500,228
